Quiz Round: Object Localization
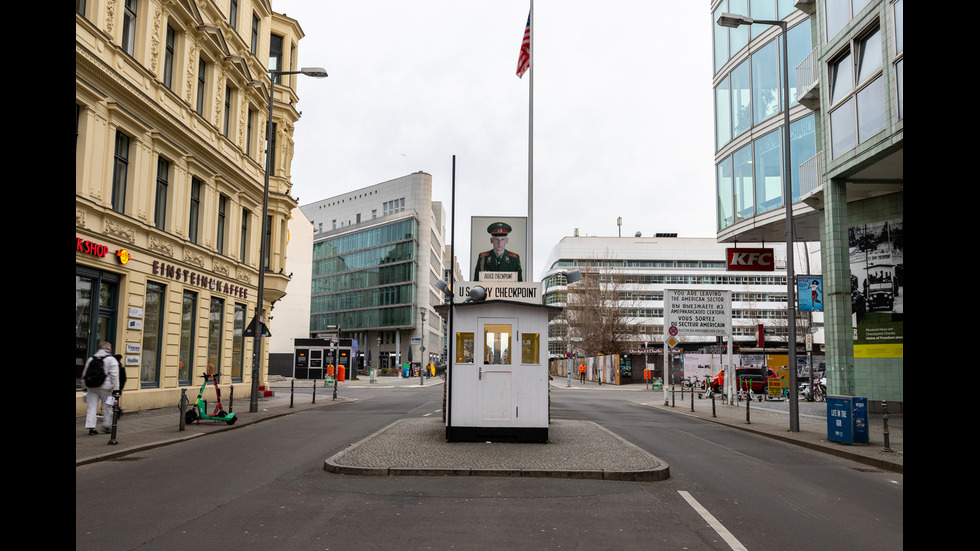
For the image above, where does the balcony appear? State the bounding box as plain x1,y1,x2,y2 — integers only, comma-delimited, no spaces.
795,49,820,110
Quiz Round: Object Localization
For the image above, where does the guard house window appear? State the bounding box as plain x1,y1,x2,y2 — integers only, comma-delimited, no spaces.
484,324,512,365
188,178,201,244
141,281,165,387
179,290,196,385
829,25,884,158
196,58,207,116
154,157,169,230
217,194,227,254
521,333,540,365
455,333,474,363
270,34,284,83
121,0,137,55
111,131,130,213
163,25,176,90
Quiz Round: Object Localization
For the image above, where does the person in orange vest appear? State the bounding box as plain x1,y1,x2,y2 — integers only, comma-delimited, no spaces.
578,363,586,383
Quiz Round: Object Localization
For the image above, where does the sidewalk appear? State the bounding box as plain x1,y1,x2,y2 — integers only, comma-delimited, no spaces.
574,382,904,474
75,375,443,466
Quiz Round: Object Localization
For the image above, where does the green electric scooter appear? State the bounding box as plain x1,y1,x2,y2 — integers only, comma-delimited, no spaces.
185,372,237,425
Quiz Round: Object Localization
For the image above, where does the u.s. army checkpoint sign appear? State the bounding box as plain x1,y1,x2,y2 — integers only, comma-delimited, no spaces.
663,290,732,339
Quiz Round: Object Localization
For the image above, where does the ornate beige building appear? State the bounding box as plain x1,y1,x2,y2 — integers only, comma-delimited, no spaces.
76,0,308,412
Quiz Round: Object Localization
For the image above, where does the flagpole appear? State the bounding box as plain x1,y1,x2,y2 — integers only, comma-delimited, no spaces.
527,0,534,280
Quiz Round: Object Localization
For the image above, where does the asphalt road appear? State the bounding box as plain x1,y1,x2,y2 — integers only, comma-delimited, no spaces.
76,384,903,550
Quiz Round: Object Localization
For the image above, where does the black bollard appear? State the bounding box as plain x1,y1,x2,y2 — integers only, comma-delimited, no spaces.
711,393,716,418
312,378,317,404
108,390,121,445
690,387,695,412
179,388,187,431
290,379,295,408
671,385,675,407
228,384,234,413
745,389,751,424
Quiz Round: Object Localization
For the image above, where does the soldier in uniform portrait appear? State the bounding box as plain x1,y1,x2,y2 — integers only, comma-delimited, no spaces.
473,222,523,282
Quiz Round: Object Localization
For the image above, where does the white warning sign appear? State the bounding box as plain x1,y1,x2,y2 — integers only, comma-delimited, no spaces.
663,290,732,337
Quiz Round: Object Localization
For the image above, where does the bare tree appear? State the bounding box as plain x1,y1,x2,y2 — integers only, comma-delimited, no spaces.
567,263,637,357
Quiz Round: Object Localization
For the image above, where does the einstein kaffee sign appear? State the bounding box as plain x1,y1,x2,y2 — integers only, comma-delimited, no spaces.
663,290,732,341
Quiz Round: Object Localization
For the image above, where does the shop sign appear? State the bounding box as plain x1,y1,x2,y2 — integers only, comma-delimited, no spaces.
726,247,775,271
152,260,249,299
77,237,110,258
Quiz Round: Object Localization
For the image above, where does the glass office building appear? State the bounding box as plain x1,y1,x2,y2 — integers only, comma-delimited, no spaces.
710,0,903,410
301,173,446,372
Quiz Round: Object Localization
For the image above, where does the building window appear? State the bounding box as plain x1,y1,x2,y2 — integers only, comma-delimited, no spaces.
893,0,903,120
825,0,872,42
77,0,85,15
141,281,165,387
189,178,201,244
208,298,224,374
179,290,196,385
164,25,176,90
270,34,284,82
240,209,250,263
217,194,227,254
264,215,272,270
196,57,207,117
229,0,238,29
246,107,255,156
111,131,130,213
232,303,246,381
223,85,232,138
155,157,169,230
251,13,260,55
267,122,277,173
829,25,884,158
121,0,137,55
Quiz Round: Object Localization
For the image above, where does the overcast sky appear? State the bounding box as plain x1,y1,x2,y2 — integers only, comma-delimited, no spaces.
277,1,716,280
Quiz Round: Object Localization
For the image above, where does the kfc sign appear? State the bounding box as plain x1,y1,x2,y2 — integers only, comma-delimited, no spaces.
727,248,775,271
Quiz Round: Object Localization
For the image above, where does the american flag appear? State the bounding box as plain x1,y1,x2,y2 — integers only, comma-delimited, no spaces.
516,13,531,78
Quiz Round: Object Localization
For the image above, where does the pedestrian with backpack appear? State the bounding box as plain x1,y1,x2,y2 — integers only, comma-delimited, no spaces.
82,342,120,435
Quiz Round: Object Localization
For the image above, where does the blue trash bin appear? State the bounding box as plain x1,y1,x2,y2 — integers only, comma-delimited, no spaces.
827,396,869,444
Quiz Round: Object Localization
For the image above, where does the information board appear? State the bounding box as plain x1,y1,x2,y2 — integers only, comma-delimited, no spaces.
663,290,732,337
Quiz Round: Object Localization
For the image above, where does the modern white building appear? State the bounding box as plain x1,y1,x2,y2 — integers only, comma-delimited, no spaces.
300,173,446,373
267,207,314,375
541,235,811,357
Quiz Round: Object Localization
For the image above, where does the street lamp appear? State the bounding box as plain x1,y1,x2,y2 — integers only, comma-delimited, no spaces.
249,67,327,413
716,12,799,432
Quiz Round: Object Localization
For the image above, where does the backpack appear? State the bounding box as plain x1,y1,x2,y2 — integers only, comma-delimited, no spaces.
115,355,127,390
84,354,108,388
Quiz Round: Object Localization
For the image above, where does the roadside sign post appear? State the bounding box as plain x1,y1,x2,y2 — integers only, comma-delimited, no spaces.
663,290,733,405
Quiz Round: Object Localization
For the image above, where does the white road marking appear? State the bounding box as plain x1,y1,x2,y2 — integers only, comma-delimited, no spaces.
678,490,748,551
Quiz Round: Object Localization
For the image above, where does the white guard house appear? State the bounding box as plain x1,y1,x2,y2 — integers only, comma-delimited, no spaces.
440,281,560,443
